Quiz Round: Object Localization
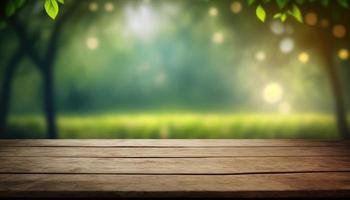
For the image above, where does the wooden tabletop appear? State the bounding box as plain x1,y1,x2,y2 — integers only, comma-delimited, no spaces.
0,139,350,198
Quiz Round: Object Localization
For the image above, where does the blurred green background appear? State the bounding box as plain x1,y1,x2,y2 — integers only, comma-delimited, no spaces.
1,0,349,139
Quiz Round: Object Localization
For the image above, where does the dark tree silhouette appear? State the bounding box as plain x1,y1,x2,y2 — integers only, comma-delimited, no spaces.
0,1,78,138
298,4,350,138
320,35,349,138
0,49,25,135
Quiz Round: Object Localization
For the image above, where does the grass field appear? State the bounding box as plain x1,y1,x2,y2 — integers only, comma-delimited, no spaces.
5,113,345,139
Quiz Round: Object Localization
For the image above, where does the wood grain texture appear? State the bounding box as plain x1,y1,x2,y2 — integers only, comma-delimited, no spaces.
0,139,348,147
1,156,350,174
1,146,350,157
1,173,350,198
0,139,349,198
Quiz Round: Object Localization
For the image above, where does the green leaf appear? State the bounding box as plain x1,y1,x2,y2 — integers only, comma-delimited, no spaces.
337,0,349,8
276,0,289,9
281,13,287,22
289,4,303,23
273,13,283,19
274,12,288,22
57,0,64,4
247,0,255,6
256,5,266,22
44,0,59,20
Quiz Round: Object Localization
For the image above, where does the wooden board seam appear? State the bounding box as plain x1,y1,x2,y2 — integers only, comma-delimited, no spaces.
1,170,350,176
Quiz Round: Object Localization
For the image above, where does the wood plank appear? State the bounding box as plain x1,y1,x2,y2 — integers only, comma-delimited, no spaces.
0,139,349,147
1,146,350,157
1,140,349,198
1,173,350,198
1,156,350,174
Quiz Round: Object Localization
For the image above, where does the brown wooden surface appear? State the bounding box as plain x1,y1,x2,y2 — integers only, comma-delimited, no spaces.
0,139,349,147
0,139,350,198
2,146,350,157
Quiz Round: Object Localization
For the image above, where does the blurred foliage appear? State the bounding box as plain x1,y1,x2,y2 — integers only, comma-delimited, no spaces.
249,0,349,22
1,0,350,138
2,0,340,114
6,114,341,139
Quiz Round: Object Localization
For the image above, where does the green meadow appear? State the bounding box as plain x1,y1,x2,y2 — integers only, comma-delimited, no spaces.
7,113,343,139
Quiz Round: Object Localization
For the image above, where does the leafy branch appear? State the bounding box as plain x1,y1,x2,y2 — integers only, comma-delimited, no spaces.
44,0,65,20
248,0,349,23
3,0,64,20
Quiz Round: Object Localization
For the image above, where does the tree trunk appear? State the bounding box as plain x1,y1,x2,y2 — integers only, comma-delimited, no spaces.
320,38,349,138
7,2,78,139
325,55,349,138
0,50,24,137
42,66,57,139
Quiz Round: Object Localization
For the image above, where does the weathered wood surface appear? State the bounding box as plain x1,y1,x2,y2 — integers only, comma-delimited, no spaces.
0,139,349,147
2,146,350,157
0,139,350,198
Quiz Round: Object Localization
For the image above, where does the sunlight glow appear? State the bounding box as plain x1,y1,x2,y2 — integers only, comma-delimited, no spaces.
89,2,98,12
338,48,349,60
105,2,114,12
333,24,346,39
255,51,266,61
270,21,284,35
298,52,310,64
126,5,159,38
212,32,224,44
230,1,242,14
209,7,218,17
86,37,99,50
279,37,294,54
263,83,283,104
305,12,318,26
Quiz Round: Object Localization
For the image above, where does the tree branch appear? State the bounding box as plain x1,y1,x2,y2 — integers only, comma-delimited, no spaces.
45,1,80,66
7,17,44,68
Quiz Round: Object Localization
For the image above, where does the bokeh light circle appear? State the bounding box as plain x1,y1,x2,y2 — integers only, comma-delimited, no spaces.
263,83,283,104
89,2,98,12
86,37,99,50
338,48,349,60
319,19,329,28
209,7,218,17
279,38,295,54
105,2,114,12
230,1,242,14
298,52,310,64
212,32,224,44
333,25,347,38
255,51,266,61
305,12,318,26
270,21,284,35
